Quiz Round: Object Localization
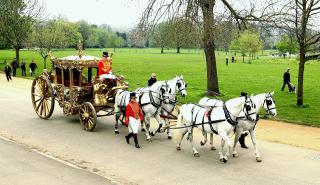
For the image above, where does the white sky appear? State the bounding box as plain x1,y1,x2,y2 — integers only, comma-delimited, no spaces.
40,0,148,29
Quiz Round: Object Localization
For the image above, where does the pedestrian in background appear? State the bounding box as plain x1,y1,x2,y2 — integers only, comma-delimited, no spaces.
11,58,18,77
225,56,229,66
21,59,26,76
29,59,38,76
4,63,12,82
281,68,291,91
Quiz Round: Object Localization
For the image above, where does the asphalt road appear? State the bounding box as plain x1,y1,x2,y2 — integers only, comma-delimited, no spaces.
0,74,319,185
0,138,111,185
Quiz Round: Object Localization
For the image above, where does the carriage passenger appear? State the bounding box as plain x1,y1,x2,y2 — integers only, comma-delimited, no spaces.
125,92,144,148
98,51,115,80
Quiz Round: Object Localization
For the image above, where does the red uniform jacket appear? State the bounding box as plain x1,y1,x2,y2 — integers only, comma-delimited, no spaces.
125,101,144,125
98,59,112,76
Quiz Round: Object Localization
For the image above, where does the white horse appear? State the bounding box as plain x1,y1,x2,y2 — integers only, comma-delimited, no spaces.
149,75,187,139
114,81,171,140
199,92,277,162
175,96,257,163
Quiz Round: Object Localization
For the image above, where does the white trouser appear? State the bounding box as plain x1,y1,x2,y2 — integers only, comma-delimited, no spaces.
99,73,115,80
129,117,140,134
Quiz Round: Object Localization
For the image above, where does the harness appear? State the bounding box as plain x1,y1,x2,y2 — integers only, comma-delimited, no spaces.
262,93,276,114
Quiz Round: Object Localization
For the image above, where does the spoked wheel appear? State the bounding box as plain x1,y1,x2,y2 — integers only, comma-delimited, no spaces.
31,75,55,119
79,102,97,131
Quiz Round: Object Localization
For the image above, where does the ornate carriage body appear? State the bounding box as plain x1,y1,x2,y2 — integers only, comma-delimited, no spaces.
31,53,128,131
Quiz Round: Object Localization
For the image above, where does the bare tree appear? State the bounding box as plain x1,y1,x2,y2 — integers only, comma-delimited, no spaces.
293,0,320,106
138,0,284,95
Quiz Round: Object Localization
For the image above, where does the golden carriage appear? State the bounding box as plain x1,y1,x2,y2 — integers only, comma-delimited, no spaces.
31,50,128,131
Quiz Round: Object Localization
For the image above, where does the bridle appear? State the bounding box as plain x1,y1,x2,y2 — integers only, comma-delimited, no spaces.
176,78,187,94
242,97,257,122
263,93,276,115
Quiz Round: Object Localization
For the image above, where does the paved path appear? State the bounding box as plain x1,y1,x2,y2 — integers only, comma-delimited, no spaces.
0,74,319,185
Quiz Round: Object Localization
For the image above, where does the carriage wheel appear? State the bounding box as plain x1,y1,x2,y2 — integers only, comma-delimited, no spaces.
31,75,55,119
79,102,97,131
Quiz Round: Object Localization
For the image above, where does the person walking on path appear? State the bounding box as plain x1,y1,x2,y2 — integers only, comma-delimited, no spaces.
225,56,229,66
29,60,38,76
124,92,144,149
281,68,291,91
11,58,18,77
4,63,12,82
147,73,157,86
21,59,26,76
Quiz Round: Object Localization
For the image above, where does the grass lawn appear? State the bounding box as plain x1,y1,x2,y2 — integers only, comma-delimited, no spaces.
1,48,319,127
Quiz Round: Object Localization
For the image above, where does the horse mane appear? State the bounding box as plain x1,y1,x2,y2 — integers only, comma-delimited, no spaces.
225,96,245,108
150,81,166,91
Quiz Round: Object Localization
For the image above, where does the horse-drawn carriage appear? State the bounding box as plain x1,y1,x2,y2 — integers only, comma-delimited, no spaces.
31,53,128,131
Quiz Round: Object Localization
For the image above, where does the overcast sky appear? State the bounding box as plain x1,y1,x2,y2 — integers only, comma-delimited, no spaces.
40,0,148,29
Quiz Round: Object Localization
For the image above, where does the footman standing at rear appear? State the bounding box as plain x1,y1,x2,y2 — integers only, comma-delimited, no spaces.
125,93,144,148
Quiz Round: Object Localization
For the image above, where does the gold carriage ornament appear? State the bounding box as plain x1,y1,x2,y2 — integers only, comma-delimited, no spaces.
31,42,128,131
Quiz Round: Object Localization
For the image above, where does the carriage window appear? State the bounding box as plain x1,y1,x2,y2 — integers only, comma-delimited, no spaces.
72,68,80,86
64,69,70,87
82,67,98,85
56,67,62,84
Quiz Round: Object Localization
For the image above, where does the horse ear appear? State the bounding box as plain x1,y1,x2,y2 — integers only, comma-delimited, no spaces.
271,91,274,95
181,75,183,79
250,94,253,98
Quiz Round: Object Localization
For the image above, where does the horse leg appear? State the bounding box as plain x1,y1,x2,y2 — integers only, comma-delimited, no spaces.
188,128,200,157
114,112,121,134
232,129,242,157
141,119,146,132
219,131,232,163
250,129,262,162
151,114,163,136
219,138,225,162
165,118,173,139
176,128,187,151
209,133,216,150
144,116,151,141
200,133,208,146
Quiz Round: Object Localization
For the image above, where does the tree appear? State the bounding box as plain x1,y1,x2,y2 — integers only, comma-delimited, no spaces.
150,22,173,53
230,30,262,63
139,0,282,95
275,33,298,58
286,0,320,106
0,0,43,63
31,19,69,69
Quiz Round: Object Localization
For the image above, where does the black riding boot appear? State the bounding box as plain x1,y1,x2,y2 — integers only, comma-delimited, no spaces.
125,133,133,144
133,134,141,148
239,133,249,149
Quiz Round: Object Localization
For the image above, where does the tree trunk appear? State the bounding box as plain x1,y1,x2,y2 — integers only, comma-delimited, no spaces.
177,46,181,53
201,1,219,95
15,47,20,67
297,48,305,106
161,46,164,54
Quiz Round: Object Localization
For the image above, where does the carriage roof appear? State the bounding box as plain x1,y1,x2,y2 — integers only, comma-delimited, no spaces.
51,55,100,69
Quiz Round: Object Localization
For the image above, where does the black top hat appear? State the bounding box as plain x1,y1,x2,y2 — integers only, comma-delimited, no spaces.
102,51,109,57
130,92,136,99
240,92,247,97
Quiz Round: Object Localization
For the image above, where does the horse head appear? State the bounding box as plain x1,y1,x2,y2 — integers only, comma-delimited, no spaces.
160,81,172,104
263,91,277,116
175,75,187,97
237,95,257,122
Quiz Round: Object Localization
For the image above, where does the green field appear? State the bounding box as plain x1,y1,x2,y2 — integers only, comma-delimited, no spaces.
1,48,319,127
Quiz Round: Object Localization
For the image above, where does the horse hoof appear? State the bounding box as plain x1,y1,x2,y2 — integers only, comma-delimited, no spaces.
114,130,119,134
223,158,228,163
194,153,200,157
256,157,262,162
176,146,181,151
232,153,239,158
210,146,216,150
149,131,155,136
141,128,146,132
168,136,172,140
200,141,204,146
219,158,224,162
